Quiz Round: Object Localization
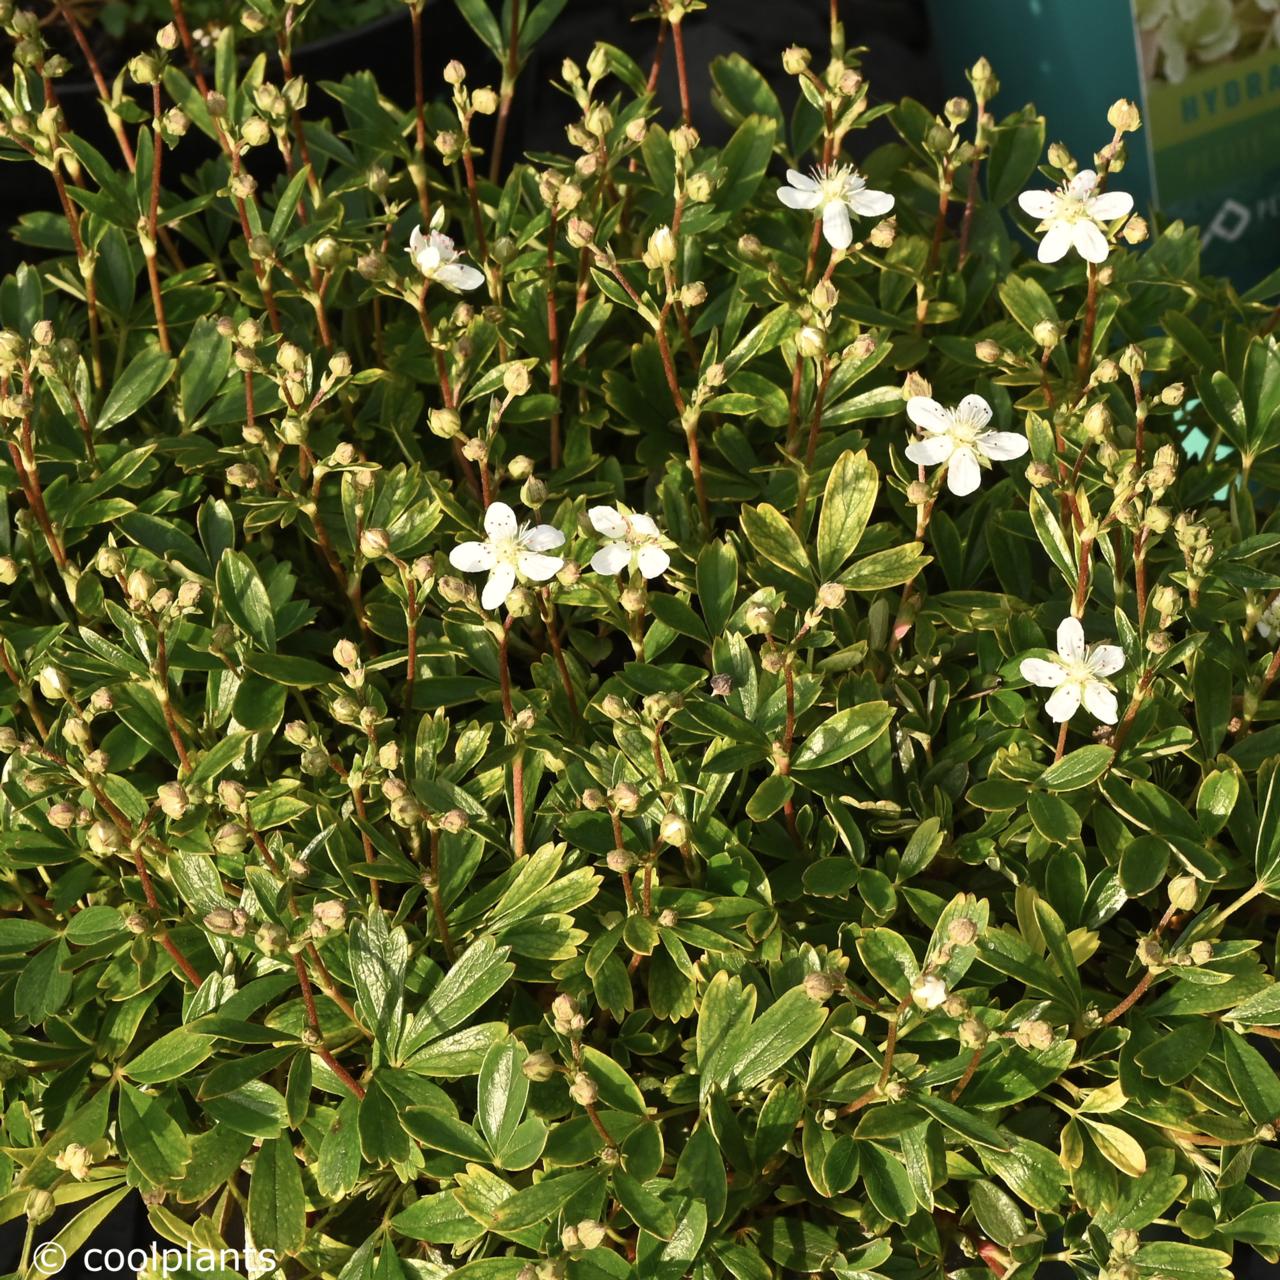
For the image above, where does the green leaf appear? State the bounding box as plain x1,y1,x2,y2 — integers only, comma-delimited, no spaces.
402,938,514,1057
118,1082,192,1184
817,449,878,579
613,1170,676,1239
740,503,811,580
792,702,894,769
488,1169,601,1231
124,1028,213,1083
477,1038,528,1156
249,1136,306,1257
988,110,1046,206
1038,745,1114,790
860,1142,916,1224
95,343,175,432
216,549,277,652
731,987,827,1090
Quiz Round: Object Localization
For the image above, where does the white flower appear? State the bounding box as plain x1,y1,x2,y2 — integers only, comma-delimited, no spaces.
1020,616,1125,725
587,506,670,579
911,973,948,1011
53,1142,93,1180
407,226,484,292
448,502,565,610
1017,170,1134,265
777,163,894,251
904,394,1027,497
1259,596,1280,640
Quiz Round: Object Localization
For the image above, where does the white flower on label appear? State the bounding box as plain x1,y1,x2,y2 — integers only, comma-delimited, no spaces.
449,501,565,610
587,506,670,580
1020,616,1125,724
1017,170,1134,264
407,226,484,292
777,164,894,251
904,394,1028,497
911,973,948,1010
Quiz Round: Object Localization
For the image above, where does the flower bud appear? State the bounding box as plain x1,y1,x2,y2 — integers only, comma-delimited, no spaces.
782,46,811,74
551,992,580,1034
803,972,835,1001
214,823,247,855
157,782,188,820
868,217,896,249
610,782,641,813
959,1017,989,1049
1107,99,1142,134
47,802,77,828
659,812,690,845
523,1050,557,1082
948,917,978,946
443,60,466,85
1189,940,1214,965
88,820,124,855
816,582,847,610
975,339,1002,364
25,1189,56,1224
1121,215,1148,245
37,667,69,700
312,899,347,933
1015,1018,1055,1051
911,973,948,1010
359,528,390,558
644,225,677,269
745,603,775,635
569,1071,598,1106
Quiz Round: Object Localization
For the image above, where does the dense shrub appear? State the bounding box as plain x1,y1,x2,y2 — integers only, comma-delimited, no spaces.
3,3,1280,1279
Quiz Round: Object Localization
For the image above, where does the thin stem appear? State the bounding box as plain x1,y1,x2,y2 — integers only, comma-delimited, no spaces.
1100,968,1153,1025
154,630,191,774
404,572,419,715
541,589,578,718
803,358,833,468
410,6,431,223
949,1046,985,1101
498,617,526,859
491,0,523,180
669,15,692,124
428,829,456,961
293,952,366,1098
1077,262,1099,387
460,141,490,261
546,208,563,469
1053,718,1070,763
146,84,171,354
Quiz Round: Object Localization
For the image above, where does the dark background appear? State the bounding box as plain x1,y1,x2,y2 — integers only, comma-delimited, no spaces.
2,1,1276,1276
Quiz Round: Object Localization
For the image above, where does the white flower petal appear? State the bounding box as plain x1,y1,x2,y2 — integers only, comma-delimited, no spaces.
1021,657,1067,688
1072,219,1110,263
516,551,565,582
785,168,818,191
905,435,954,467
1037,222,1073,263
523,524,565,552
629,513,660,540
822,200,854,250
1089,644,1125,677
1082,680,1119,724
1056,616,1086,663
636,545,670,579
481,563,516,611
956,394,993,429
438,262,485,292
449,540,495,573
590,543,632,576
849,187,894,217
1069,169,1099,198
588,505,628,539
1088,190,1134,221
906,396,952,433
778,185,822,210
1018,189,1057,219
484,502,518,541
978,430,1029,461
946,446,982,497
1045,681,1082,723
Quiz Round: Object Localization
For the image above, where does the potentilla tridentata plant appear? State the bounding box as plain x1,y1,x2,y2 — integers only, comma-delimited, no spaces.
0,4,1279,1279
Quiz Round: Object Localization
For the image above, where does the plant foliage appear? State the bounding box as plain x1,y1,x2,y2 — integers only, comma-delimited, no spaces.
1,2,1280,1279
